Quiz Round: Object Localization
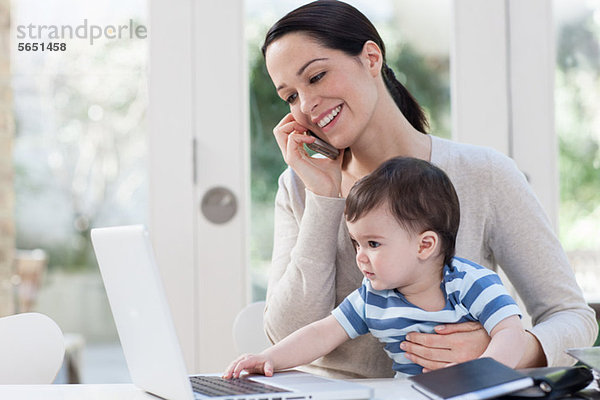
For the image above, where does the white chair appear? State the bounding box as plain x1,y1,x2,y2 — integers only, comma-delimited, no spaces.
0,313,65,384
232,301,272,354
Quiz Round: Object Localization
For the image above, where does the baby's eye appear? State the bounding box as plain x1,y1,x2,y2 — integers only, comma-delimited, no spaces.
309,72,325,84
350,239,359,250
286,93,298,104
368,241,380,248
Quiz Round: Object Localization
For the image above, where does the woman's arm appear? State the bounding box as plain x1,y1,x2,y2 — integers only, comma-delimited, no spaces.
402,321,545,371
264,170,347,343
225,315,349,378
488,153,597,367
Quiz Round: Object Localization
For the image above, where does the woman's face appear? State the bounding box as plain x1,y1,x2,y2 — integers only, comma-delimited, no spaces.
265,33,380,149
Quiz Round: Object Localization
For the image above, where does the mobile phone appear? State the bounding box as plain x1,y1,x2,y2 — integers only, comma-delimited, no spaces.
305,130,339,160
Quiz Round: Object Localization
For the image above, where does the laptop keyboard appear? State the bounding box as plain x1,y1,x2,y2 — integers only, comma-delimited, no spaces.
189,376,290,397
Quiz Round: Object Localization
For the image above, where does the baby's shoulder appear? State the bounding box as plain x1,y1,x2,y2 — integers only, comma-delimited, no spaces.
444,257,499,285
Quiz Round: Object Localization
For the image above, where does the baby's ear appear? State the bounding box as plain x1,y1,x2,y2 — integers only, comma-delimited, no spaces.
417,230,439,260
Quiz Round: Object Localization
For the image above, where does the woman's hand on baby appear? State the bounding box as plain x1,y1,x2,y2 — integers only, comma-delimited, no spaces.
223,353,275,379
273,113,343,198
402,321,490,372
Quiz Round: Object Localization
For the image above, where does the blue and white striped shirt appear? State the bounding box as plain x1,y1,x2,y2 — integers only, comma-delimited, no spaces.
331,257,521,375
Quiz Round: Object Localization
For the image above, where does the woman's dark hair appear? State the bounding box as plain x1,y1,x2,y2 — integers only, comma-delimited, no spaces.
262,0,429,133
345,157,460,267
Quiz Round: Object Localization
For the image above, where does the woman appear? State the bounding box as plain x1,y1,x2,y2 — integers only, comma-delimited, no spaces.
262,0,597,379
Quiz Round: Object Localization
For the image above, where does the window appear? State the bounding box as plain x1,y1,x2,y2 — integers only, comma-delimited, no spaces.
554,0,600,304
12,0,148,382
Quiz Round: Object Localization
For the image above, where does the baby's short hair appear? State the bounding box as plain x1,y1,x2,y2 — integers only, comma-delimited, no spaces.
345,157,460,266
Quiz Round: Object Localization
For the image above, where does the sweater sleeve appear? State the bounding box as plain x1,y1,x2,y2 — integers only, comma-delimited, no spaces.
264,169,347,343
488,153,598,366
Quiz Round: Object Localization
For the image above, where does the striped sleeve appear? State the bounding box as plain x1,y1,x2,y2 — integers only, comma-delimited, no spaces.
331,284,369,339
455,262,522,334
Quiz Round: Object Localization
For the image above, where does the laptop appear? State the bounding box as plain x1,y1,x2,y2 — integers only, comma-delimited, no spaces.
91,225,373,400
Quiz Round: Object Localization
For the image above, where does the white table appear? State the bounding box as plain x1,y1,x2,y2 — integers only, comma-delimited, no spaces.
0,379,426,400
1,378,597,399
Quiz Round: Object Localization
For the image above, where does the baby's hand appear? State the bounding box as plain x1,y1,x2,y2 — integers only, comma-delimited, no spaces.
222,353,274,379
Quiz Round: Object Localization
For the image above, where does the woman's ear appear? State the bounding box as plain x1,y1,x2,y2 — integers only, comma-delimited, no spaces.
416,230,439,261
361,40,383,77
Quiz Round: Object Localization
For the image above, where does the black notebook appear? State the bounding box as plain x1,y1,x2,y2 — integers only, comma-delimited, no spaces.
408,358,534,400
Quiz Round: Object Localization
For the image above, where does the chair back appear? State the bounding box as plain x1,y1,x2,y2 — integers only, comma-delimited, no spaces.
0,313,65,384
232,301,271,354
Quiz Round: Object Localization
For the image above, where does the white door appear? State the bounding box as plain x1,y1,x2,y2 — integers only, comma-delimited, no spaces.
149,0,248,373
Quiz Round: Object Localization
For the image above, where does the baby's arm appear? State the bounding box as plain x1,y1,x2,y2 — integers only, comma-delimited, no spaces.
223,315,349,379
480,315,527,368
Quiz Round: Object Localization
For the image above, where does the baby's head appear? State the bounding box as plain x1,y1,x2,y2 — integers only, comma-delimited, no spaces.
345,157,460,267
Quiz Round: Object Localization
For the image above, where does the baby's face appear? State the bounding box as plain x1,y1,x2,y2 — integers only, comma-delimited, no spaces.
346,205,423,292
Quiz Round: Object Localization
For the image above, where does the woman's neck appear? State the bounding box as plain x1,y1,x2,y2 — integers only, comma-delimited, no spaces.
342,94,432,181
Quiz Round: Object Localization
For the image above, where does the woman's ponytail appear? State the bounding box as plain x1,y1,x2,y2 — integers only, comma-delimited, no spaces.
382,64,429,133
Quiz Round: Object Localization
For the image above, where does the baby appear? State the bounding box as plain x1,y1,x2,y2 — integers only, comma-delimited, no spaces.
224,157,527,378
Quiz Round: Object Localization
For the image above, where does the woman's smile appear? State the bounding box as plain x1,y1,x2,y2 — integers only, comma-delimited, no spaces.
316,104,342,129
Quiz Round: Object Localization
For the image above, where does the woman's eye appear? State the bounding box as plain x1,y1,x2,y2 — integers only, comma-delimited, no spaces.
368,241,380,248
310,72,325,84
286,93,298,104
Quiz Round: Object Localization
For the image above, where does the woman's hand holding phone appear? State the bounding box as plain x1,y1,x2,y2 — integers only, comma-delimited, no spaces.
273,113,343,198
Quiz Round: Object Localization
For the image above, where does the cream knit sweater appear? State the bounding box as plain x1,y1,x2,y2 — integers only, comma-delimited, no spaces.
264,135,597,379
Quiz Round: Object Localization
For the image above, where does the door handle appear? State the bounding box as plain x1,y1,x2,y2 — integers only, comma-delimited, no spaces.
200,186,237,224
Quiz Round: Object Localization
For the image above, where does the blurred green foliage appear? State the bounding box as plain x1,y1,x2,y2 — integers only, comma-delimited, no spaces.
388,45,451,137
555,10,600,250
249,60,288,205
